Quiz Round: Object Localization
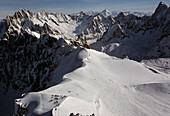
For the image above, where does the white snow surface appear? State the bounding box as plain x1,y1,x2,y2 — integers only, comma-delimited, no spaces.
25,28,41,38
16,48,170,116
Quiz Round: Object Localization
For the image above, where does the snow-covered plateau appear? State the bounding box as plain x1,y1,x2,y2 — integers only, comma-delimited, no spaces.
0,1,170,116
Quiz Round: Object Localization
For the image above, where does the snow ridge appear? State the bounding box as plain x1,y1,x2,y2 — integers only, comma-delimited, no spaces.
15,48,170,116
0,2,169,116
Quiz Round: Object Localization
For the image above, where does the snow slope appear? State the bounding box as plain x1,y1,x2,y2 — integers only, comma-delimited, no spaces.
15,48,170,116
0,2,169,116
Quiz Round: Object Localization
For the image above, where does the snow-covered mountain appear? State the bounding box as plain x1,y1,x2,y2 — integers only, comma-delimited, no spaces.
74,9,153,17
91,1,170,60
0,1,170,116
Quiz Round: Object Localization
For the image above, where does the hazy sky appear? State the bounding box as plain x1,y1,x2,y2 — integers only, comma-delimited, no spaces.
0,0,169,19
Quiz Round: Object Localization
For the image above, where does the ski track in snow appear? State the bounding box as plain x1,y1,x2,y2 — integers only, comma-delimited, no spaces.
15,48,170,116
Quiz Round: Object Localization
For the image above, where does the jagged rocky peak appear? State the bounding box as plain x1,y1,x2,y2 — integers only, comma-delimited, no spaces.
38,10,49,15
76,11,90,21
93,13,105,22
102,9,110,12
78,11,88,18
54,12,72,23
80,11,85,15
152,1,169,18
101,9,112,17
13,9,34,19
37,10,50,19
102,23,128,41
117,11,139,19
116,12,125,19
115,11,140,24
158,1,169,9
0,9,35,39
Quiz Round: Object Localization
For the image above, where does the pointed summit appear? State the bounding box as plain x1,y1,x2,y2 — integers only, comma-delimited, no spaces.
152,1,169,18
13,9,33,19
157,1,169,10
101,9,112,17
102,9,110,13
80,11,85,15
159,1,168,6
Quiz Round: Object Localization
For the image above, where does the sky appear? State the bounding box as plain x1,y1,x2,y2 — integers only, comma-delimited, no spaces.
0,0,169,19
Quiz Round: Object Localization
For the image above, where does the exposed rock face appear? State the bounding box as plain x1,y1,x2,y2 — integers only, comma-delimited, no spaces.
102,23,128,41
152,1,169,19
0,2,169,94
91,2,170,60
0,2,169,116
0,30,73,93
74,12,115,44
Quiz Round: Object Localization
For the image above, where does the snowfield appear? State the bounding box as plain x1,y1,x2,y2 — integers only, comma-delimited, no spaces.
15,48,170,116
0,2,169,116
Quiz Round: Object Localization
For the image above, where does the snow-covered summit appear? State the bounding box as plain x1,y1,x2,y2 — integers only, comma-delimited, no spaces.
91,1,170,61
100,9,112,17
0,2,169,116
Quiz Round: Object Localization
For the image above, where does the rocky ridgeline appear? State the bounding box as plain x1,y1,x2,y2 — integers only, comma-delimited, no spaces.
0,2,169,115
0,29,73,94
0,9,63,39
0,1,169,93
91,1,170,60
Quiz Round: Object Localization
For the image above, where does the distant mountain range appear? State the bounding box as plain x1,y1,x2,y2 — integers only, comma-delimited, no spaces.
73,9,153,17
0,1,169,116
